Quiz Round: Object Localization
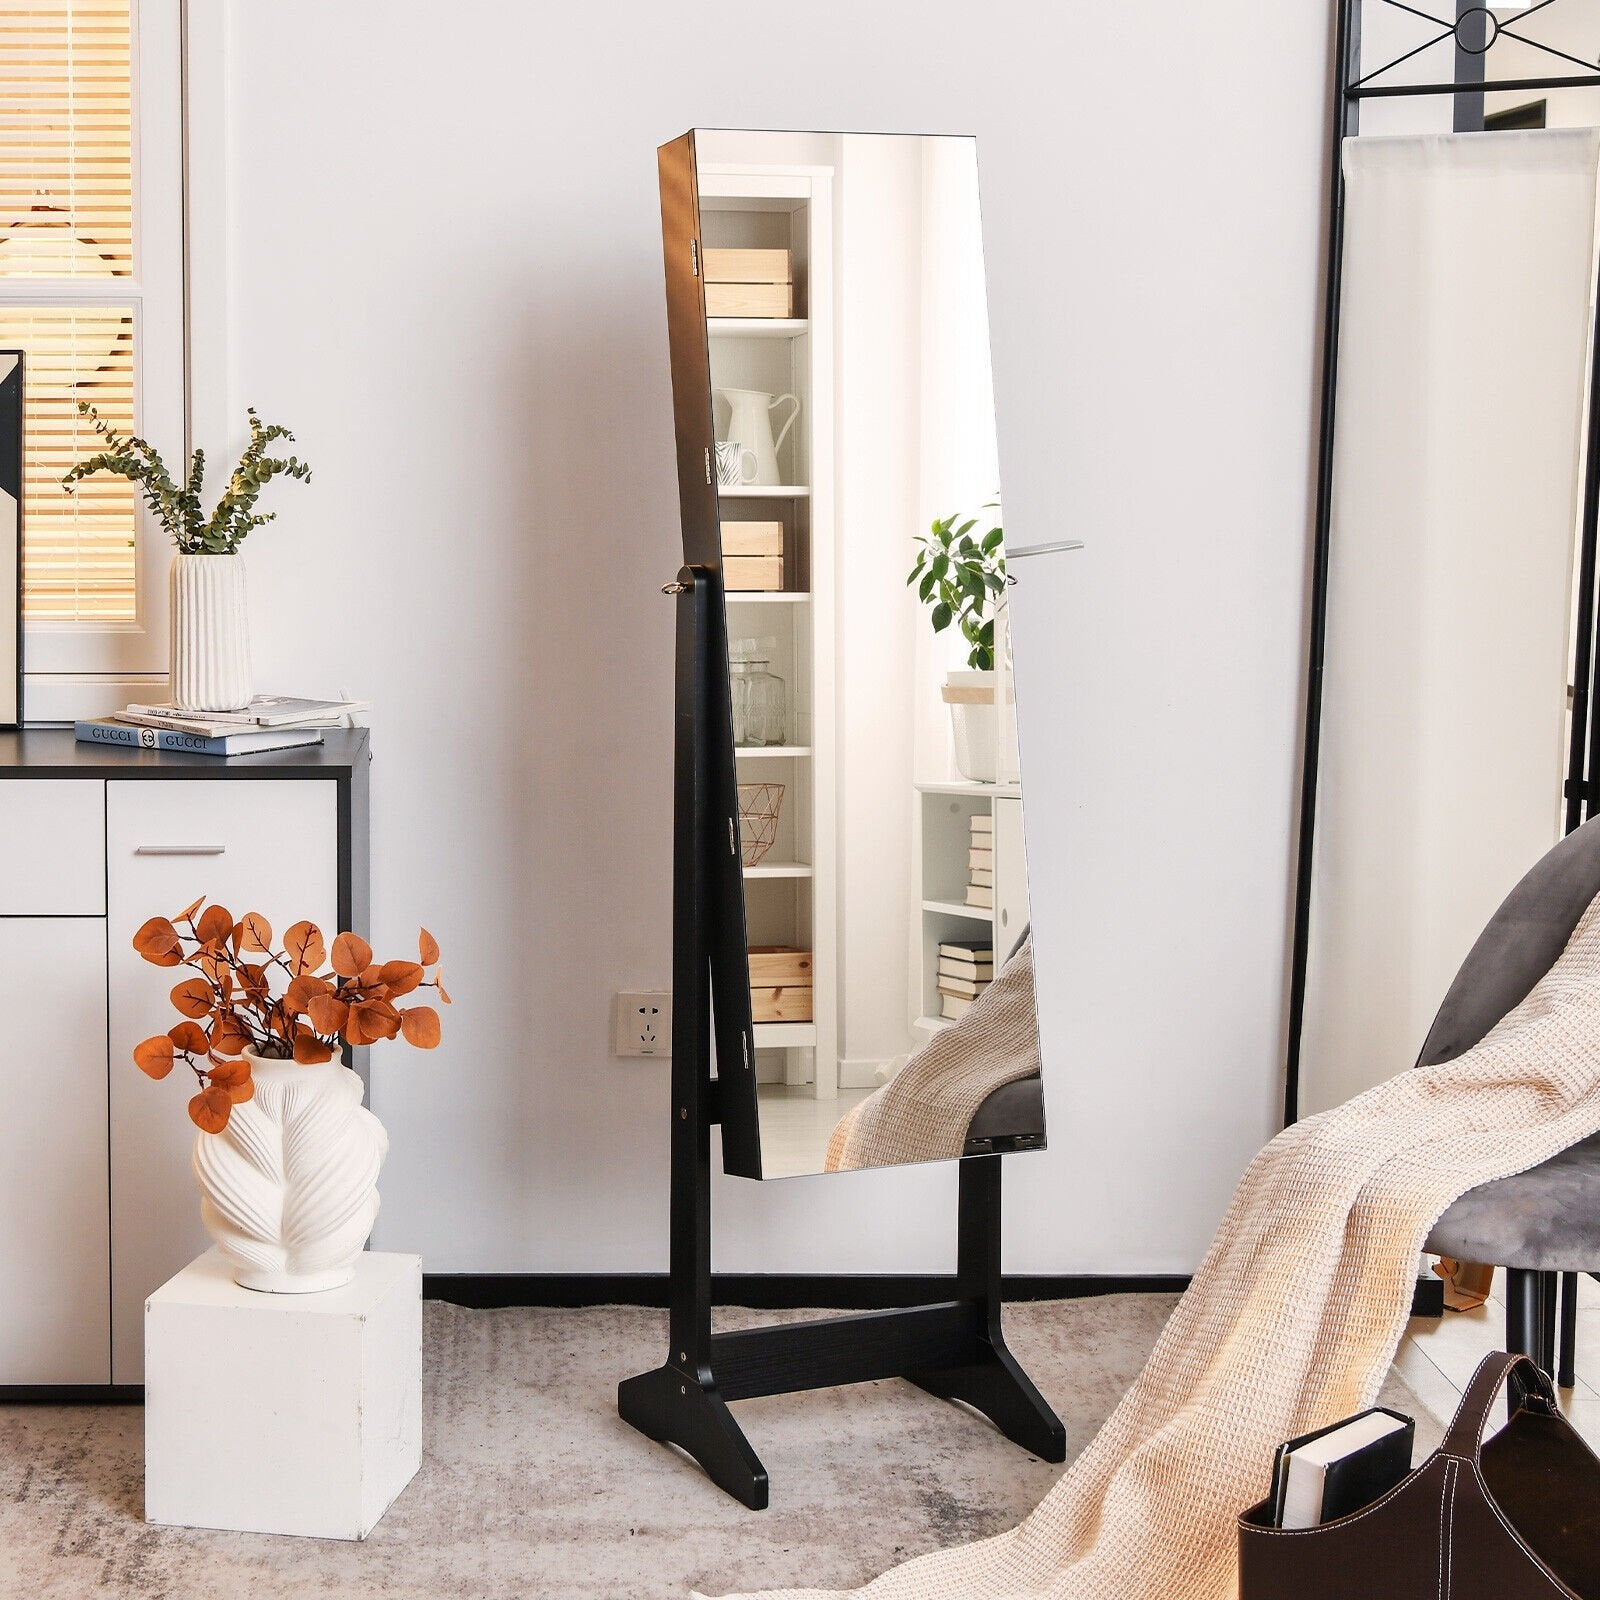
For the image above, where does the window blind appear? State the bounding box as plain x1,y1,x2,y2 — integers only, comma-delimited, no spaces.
0,305,135,620
0,0,133,280
0,1,137,623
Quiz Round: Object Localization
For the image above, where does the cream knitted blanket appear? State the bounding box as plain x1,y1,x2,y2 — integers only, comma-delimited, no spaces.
825,940,1042,1172
717,890,1600,1600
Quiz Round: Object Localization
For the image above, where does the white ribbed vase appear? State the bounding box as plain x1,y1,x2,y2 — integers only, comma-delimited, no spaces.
192,1049,388,1294
170,553,252,712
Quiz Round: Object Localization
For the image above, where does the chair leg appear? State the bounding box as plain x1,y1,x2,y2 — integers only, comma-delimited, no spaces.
1505,1268,1544,1415
1559,1272,1580,1390
1541,1272,1560,1374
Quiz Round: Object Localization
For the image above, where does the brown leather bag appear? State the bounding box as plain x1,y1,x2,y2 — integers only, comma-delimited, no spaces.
1238,1352,1600,1599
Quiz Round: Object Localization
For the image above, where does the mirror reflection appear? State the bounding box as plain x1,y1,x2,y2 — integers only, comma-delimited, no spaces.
692,130,1046,1178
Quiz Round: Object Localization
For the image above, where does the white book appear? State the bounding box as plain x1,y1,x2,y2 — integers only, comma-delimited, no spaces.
969,868,994,888
969,814,994,834
124,695,366,729
968,847,993,869
965,884,994,909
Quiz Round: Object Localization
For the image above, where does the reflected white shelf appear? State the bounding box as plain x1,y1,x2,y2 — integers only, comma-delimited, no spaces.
915,1014,957,1034
746,861,813,878
915,779,1022,800
922,898,993,922
708,318,809,339
736,745,811,759
726,591,811,603
718,485,810,498
753,1021,817,1047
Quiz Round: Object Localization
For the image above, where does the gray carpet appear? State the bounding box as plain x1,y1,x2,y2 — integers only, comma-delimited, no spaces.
0,1297,1435,1599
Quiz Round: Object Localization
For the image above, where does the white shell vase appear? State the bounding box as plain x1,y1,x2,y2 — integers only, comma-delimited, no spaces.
942,670,999,783
170,552,252,713
192,1048,388,1293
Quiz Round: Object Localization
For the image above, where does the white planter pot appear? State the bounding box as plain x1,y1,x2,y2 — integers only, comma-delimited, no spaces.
192,1048,388,1294
942,670,999,783
170,553,252,712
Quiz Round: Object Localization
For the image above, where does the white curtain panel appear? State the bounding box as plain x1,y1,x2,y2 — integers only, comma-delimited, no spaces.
1300,130,1600,1117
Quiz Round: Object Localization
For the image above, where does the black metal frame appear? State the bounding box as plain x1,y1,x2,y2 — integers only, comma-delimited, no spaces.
1285,0,1600,1389
617,133,1064,1507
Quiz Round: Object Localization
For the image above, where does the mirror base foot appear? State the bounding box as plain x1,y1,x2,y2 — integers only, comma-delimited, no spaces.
910,1337,1068,1462
617,1364,769,1510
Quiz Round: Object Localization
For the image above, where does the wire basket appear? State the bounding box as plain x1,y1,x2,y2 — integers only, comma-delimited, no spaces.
736,782,785,867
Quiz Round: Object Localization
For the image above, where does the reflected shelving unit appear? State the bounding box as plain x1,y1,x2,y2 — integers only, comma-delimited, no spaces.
913,780,1029,1035
700,160,838,1097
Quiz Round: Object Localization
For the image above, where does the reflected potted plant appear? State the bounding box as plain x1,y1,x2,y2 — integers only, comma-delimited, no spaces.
132,899,449,1293
907,504,1007,781
62,404,312,714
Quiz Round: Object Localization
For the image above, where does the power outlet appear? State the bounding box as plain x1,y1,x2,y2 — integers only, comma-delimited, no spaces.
614,991,671,1057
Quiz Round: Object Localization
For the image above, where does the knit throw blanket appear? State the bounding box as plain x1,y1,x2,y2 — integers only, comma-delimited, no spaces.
715,890,1600,1600
825,940,1042,1172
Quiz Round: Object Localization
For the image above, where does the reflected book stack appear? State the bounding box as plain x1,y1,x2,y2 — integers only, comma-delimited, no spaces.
937,940,994,1021
75,695,365,758
966,813,994,908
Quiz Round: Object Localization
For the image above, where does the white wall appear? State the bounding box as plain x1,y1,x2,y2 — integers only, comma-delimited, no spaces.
197,0,1329,1275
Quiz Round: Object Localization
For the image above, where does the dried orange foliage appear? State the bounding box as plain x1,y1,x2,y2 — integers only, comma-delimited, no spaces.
132,903,449,1133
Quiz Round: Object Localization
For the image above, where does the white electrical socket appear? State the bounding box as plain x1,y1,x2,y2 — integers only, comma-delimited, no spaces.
614,991,671,1057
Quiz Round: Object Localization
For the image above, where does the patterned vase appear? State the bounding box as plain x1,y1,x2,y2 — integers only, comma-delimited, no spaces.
192,1048,388,1293
170,553,252,712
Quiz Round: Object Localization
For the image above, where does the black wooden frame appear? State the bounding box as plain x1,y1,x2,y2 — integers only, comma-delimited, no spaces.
615,566,1064,1508
616,134,1064,1509
0,351,21,730
1284,0,1600,1125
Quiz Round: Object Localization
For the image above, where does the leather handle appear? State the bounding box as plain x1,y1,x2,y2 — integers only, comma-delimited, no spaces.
1442,1351,1557,1459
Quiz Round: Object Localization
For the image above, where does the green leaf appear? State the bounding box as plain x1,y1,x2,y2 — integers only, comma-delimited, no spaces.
930,553,948,580
918,570,936,602
980,619,995,645
955,519,977,538
982,526,1004,552
931,602,952,633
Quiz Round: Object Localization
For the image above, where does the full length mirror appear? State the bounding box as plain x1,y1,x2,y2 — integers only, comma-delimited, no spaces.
675,129,1046,1178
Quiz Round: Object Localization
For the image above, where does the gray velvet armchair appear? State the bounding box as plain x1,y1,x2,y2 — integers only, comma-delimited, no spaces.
1421,814,1600,1385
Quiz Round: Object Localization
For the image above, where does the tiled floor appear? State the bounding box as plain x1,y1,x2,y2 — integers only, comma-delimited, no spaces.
1398,1264,1600,1445
754,1083,875,1178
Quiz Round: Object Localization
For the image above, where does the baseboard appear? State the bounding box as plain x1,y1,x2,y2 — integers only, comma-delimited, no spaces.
421,1272,1195,1309
0,1384,142,1403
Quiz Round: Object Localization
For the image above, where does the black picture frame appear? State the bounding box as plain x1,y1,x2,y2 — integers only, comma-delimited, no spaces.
0,350,22,729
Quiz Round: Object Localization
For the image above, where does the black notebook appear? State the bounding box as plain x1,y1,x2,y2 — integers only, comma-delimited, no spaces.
1269,1407,1415,1528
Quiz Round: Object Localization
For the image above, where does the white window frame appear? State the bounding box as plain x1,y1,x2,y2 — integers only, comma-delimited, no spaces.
11,0,185,720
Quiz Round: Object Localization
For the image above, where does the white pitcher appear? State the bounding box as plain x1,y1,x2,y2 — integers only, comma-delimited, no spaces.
717,388,800,486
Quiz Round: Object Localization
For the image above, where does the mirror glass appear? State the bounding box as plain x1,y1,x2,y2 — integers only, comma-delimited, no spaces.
688,130,1046,1177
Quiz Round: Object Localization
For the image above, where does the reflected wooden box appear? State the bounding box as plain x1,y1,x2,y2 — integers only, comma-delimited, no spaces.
722,520,784,557
704,248,793,318
750,945,813,1022
724,555,784,591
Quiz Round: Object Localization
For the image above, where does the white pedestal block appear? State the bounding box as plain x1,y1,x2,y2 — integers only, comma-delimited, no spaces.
145,1248,422,1539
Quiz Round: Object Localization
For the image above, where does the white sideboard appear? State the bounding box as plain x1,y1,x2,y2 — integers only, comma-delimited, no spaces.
0,730,370,1392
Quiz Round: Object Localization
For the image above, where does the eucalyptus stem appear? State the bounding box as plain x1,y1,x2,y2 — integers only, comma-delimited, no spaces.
62,403,312,555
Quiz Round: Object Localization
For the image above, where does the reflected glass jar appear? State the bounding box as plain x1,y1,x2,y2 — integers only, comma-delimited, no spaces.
730,641,787,747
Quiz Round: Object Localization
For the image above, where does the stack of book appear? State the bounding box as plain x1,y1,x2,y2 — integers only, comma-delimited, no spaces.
966,812,994,909
75,696,365,758
938,940,995,1021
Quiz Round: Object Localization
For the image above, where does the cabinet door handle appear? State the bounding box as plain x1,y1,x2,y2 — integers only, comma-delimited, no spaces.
134,844,227,856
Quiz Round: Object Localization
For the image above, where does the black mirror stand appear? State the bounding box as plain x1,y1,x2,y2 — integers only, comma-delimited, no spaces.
616,567,1066,1509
